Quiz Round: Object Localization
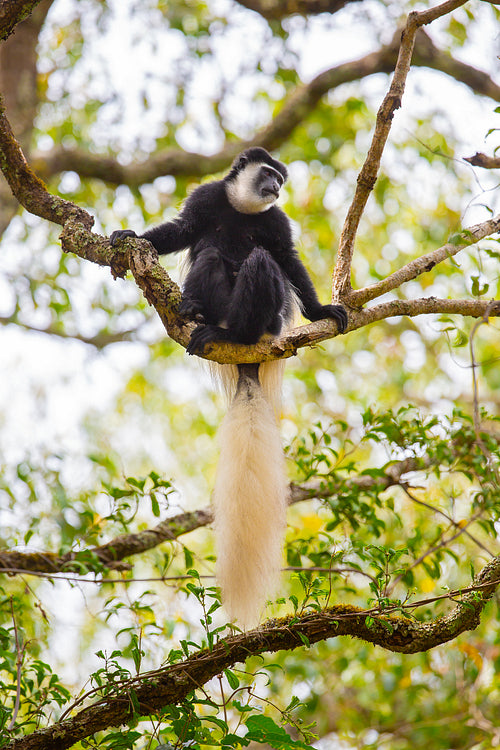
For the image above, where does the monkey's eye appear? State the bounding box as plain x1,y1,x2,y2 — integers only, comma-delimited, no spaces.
262,166,283,186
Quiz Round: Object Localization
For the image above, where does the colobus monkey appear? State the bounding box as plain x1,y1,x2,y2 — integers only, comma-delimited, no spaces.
111,147,347,627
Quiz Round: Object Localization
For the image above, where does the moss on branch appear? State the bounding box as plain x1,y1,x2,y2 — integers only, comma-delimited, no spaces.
6,554,500,750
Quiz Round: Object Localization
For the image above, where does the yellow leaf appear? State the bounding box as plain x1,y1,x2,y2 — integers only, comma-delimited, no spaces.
459,643,483,670
302,514,323,533
421,576,435,593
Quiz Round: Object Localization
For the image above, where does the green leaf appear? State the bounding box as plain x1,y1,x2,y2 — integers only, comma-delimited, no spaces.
224,669,240,690
245,715,316,750
126,476,146,491
296,632,310,647
150,491,161,517
470,274,489,297
453,329,468,347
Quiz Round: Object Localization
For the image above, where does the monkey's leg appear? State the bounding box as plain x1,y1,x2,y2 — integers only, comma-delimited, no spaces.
181,246,233,324
186,246,287,353
225,246,286,343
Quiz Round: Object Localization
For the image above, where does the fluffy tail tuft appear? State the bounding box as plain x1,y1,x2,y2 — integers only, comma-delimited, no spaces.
213,363,288,628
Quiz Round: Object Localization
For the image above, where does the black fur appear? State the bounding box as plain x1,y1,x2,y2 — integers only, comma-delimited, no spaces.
110,148,348,353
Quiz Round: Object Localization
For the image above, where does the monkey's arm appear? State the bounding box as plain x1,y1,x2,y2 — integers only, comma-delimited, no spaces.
110,183,218,255
281,250,348,333
109,217,192,254
141,215,193,255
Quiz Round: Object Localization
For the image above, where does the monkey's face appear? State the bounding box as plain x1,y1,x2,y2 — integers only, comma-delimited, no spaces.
226,162,284,214
256,165,284,202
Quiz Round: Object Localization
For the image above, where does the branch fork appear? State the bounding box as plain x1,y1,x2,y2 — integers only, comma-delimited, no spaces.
1,0,499,366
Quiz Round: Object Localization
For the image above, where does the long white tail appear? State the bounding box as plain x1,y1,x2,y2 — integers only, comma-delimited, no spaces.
213,363,289,628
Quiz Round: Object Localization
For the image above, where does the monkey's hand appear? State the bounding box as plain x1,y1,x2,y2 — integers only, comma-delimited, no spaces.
110,229,138,246
186,324,231,355
307,304,348,333
178,298,206,324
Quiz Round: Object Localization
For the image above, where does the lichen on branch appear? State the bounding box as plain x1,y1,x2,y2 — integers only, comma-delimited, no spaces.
5,553,500,750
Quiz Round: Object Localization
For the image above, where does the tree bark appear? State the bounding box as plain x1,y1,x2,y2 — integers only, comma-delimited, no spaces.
234,0,362,21
5,553,500,750
28,30,500,189
464,152,500,169
0,0,54,232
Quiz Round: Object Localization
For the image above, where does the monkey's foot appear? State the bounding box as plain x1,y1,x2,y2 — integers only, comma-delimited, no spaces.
311,304,348,333
178,298,206,323
186,324,231,355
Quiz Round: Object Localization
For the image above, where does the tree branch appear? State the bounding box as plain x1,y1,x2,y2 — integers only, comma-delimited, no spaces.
464,152,500,169
268,297,499,360
1,50,498,367
0,0,47,41
30,31,500,188
0,508,213,576
0,0,55,232
233,0,362,21
0,451,471,579
347,215,500,307
0,96,93,229
5,554,500,750
411,29,500,100
331,0,469,298
0,315,142,347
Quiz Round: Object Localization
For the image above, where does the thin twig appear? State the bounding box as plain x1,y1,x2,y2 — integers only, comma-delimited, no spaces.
468,301,500,487
285,565,379,586
402,487,494,558
331,0,469,299
347,216,500,307
8,598,27,731
0,569,214,583
386,509,484,596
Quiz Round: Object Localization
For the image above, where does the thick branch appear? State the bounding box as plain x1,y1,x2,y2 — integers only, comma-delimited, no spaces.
0,0,54,232
10,226,500,368
234,0,361,21
30,32,500,188
331,0,469,298
0,455,428,578
0,96,92,229
0,0,46,41
0,112,186,342
464,152,500,169
1,75,499,366
347,215,500,307
6,555,500,750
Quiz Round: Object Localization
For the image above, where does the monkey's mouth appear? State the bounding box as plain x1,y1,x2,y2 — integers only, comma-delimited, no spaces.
261,186,279,199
